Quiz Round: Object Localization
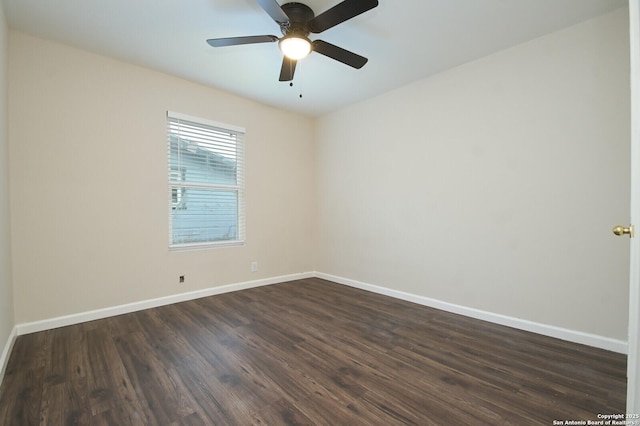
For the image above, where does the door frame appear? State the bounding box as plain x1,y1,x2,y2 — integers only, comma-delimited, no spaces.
627,0,640,413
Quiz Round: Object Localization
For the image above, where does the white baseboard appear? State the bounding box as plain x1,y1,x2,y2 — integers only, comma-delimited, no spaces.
315,272,628,354
12,270,627,355
0,326,17,384
16,272,314,336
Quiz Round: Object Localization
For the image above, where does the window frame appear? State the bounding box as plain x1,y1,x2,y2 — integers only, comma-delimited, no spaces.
167,111,246,251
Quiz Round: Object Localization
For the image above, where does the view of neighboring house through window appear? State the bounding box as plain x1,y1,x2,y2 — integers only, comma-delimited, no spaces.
167,111,245,249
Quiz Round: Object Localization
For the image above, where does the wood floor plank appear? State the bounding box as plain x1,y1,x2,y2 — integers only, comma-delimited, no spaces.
85,326,154,424
0,332,50,425
0,278,627,425
252,397,315,426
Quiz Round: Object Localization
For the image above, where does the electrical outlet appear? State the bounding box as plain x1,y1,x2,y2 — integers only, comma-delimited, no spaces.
179,275,185,283
251,261,258,273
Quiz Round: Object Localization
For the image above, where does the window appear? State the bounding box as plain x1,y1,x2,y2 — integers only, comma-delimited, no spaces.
167,111,245,249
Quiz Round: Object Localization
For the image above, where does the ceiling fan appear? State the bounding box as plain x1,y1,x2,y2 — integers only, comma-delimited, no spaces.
206,0,379,82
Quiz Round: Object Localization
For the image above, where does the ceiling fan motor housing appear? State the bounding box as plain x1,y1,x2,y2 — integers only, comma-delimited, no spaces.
280,2,315,36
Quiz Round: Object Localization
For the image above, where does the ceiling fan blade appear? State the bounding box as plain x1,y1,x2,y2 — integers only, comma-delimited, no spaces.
256,0,290,24
308,0,378,33
206,35,279,47
312,40,368,69
279,57,297,81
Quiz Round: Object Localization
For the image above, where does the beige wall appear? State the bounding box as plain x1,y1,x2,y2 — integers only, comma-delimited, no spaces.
0,3,14,361
315,8,630,340
8,32,316,323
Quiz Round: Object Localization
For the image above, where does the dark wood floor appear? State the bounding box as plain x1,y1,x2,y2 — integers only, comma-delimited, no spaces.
0,278,627,425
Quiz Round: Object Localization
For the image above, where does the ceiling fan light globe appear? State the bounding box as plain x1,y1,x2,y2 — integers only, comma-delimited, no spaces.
279,36,311,60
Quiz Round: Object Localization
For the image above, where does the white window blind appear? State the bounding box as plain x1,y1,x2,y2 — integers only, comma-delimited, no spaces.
167,111,245,249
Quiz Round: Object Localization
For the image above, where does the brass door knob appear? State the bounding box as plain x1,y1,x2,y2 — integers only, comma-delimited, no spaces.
613,225,634,237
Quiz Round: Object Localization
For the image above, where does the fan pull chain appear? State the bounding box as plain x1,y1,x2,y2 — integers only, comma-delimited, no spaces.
289,81,301,98
287,62,304,98
297,60,303,99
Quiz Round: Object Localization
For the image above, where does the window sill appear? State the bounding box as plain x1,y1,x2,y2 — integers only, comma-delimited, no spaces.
169,240,245,251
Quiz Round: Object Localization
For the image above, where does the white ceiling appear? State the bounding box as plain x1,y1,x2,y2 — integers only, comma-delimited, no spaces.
2,0,627,117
